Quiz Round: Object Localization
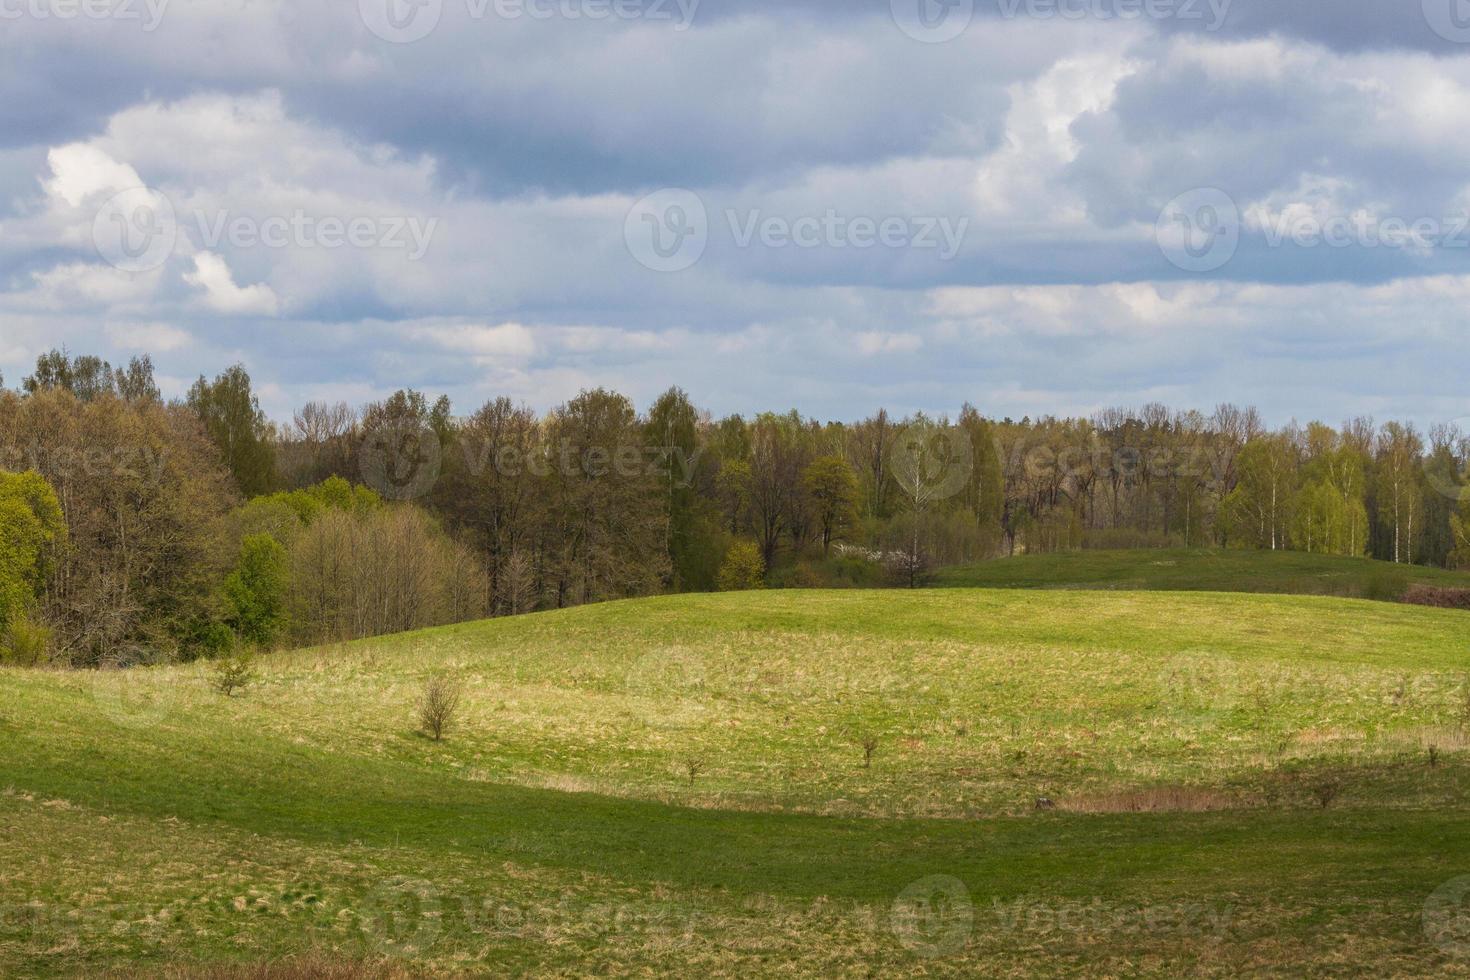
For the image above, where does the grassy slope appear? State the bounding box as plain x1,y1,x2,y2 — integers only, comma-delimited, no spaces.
934,547,1470,598
3,589,1470,976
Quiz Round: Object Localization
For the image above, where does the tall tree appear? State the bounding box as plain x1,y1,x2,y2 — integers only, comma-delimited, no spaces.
0,469,66,642
1375,422,1425,564
188,365,278,497
746,413,809,568
1220,435,1298,550
803,454,859,555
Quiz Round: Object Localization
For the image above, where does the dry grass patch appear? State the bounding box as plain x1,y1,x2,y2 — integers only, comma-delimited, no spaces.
117,956,422,979
1059,785,1244,813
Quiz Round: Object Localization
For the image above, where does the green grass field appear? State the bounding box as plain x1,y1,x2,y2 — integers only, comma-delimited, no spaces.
935,547,1470,600
4,575,1470,975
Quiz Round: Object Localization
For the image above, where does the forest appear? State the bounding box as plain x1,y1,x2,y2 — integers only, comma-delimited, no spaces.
1,348,1467,667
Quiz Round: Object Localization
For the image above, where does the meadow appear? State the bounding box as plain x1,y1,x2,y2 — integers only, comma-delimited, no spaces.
935,547,1470,599
3,558,1470,975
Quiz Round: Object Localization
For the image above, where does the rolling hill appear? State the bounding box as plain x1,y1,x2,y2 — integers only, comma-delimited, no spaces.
2,587,1469,976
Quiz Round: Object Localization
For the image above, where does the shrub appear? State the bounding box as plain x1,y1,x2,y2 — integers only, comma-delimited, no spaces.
186,620,237,661
0,615,52,667
1311,779,1342,809
770,555,887,590
717,541,765,592
211,650,256,697
1401,585,1470,610
419,674,462,741
1361,567,1409,602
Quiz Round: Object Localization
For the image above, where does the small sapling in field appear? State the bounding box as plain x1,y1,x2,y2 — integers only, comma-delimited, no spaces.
419,674,462,742
211,651,256,697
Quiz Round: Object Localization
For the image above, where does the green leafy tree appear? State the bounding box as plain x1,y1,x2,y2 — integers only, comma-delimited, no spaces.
188,365,278,497
0,470,66,661
1450,493,1470,570
1288,426,1369,556
1374,422,1426,564
222,533,290,647
803,455,859,555
22,349,158,403
1219,436,1298,550
542,388,668,606
647,386,723,590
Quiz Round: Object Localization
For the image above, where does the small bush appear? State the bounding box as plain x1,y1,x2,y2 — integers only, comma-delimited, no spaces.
211,650,256,697
1311,779,1342,809
770,555,887,590
681,756,706,786
1361,567,1410,603
1402,585,1470,610
0,616,52,667
860,735,879,769
419,675,462,741
717,541,765,592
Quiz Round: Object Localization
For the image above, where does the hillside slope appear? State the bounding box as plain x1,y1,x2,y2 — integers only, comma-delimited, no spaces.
3,590,1469,976
934,548,1470,599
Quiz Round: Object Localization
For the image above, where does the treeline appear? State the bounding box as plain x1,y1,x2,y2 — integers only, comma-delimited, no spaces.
0,349,1467,667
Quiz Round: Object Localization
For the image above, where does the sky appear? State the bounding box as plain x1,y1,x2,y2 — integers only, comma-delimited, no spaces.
1,0,1468,427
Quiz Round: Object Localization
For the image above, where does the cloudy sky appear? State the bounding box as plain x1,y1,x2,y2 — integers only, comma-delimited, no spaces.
1,0,1468,426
